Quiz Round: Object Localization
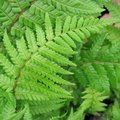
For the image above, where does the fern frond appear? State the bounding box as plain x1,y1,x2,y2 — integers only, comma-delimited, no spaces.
74,33,114,95
0,1,118,117
0,13,85,116
81,88,107,113
28,99,65,115
0,13,114,102
42,0,104,16
0,0,104,37
67,88,107,120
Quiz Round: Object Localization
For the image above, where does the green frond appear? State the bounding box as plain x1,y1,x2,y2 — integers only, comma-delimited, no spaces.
43,0,104,16
0,13,87,117
0,1,120,119
29,99,65,115
0,14,114,106
0,0,104,37
81,88,107,113
67,88,107,120
74,33,115,95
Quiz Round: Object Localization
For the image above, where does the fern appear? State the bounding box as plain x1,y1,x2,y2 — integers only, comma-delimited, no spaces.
0,13,76,118
73,34,110,96
73,26,120,96
1,12,109,118
0,0,120,119
67,88,107,120
0,12,113,119
0,0,104,37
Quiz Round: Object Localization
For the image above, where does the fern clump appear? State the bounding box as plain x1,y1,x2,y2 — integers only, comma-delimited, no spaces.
0,0,120,120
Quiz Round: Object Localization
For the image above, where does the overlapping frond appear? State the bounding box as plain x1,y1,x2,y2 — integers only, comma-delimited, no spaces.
74,25,120,98
0,12,113,118
73,30,120,95
1,15,77,100
0,0,120,119
0,0,104,37
0,13,73,116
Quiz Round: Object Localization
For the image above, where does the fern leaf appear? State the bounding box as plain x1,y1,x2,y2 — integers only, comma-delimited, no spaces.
0,0,105,38
67,88,107,120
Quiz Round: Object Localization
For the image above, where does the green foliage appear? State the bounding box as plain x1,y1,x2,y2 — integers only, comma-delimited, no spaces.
0,0,120,120
0,0,104,37
67,88,107,120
